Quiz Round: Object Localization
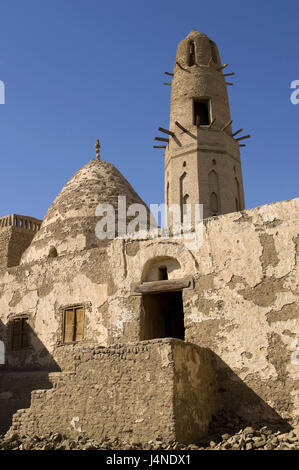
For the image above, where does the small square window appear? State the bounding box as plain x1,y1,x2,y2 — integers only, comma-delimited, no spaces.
193,100,210,126
158,267,168,281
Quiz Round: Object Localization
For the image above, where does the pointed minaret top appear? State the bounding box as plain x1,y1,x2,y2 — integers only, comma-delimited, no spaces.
95,139,101,161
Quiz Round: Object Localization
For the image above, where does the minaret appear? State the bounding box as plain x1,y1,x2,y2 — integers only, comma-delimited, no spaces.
163,30,246,223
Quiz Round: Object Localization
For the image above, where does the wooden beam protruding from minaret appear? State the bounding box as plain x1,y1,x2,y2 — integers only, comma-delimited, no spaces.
175,61,191,73
208,118,217,129
175,121,187,132
232,129,243,137
217,63,229,71
221,120,233,131
155,137,169,143
158,127,175,137
236,135,251,142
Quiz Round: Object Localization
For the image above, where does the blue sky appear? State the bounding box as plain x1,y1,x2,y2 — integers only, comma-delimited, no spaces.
0,0,298,219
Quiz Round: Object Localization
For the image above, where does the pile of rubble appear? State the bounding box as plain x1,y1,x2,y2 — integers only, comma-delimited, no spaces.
0,425,298,450
201,426,299,450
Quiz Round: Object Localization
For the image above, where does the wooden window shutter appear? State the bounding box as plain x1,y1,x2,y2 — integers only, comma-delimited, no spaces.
12,319,22,350
64,309,75,342
74,307,84,341
21,318,29,348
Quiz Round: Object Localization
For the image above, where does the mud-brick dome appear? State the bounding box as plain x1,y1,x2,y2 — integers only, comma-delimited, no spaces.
21,159,150,263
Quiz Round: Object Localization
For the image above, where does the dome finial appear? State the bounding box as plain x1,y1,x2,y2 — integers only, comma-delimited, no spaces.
95,139,101,161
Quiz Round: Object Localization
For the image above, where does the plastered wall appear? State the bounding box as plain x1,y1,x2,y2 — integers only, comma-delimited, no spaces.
0,197,298,426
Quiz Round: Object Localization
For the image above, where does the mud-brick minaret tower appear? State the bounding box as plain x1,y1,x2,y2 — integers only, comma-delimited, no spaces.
164,30,245,222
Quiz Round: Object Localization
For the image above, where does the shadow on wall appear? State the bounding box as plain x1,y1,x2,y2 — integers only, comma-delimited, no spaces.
0,317,293,436
0,319,5,366
210,351,292,433
0,318,59,434
1,318,60,372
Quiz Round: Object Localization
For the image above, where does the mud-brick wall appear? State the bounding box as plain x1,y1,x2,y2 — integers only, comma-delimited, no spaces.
0,228,11,268
0,227,36,268
0,371,52,434
8,340,218,444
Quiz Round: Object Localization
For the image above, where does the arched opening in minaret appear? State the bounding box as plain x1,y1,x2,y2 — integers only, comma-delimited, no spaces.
183,193,189,206
210,40,219,64
182,193,190,223
210,192,219,215
179,172,188,223
209,170,220,215
188,41,196,66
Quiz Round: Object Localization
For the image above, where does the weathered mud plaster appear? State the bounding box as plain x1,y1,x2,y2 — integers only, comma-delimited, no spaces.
0,197,298,435
0,31,298,443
